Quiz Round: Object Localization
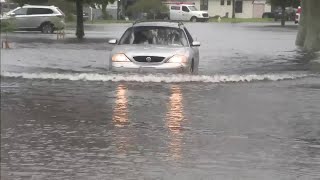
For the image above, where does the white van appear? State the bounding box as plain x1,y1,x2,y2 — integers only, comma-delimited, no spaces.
164,2,209,22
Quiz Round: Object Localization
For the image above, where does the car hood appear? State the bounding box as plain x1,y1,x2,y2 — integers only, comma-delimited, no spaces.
111,44,190,59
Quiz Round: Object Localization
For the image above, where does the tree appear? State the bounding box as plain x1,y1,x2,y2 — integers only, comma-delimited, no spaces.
92,0,116,20
47,0,76,17
296,0,320,51
9,0,48,6
1,20,15,48
69,0,115,39
267,0,300,26
126,0,168,20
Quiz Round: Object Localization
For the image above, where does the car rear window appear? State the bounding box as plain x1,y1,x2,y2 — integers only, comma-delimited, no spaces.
56,7,65,15
27,8,53,15
119,26,189,47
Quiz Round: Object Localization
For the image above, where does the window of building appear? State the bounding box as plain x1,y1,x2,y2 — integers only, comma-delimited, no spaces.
200,0,208,10
235,1,243,13
220,0,225,6
227,0,231,5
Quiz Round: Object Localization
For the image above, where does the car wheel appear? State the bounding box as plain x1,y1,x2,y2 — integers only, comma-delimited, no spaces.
41,23,54,34
190,17,197,22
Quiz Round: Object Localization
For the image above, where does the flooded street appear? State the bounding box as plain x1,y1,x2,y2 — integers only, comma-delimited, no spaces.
1,23,320,179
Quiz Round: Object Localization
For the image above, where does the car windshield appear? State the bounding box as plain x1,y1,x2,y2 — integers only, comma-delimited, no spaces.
188,6,197,11
119,26,189,47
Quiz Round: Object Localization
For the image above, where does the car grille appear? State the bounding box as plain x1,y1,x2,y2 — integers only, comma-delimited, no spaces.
202,13,209,17
133,56,165,63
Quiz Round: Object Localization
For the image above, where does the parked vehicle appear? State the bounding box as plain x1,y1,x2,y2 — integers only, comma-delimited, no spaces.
83,12,89,21
0,5,65,33
262,12,275,19
163,2,209,22
273,7,296,21
295,6,301,24
108,21,200,74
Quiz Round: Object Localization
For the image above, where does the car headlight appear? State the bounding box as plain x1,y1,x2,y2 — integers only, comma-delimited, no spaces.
167,55,188,63
112,53,130,62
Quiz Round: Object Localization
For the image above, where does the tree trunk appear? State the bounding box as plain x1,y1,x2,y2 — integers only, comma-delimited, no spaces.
281,5,286,26
296,0,320,51
232,0,235,18
101,3,108,19
76,0,84,39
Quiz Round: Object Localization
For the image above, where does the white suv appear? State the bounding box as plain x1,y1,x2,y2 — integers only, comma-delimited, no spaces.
1,5,65,33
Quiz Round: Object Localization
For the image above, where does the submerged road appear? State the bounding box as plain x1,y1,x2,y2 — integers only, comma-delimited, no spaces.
1,22,320,179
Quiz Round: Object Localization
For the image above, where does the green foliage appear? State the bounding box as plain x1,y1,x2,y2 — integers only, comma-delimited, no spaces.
47,0,76,15
0,19,16,32
127,0,169,16
209,17,273,23
9,0,48,6
267,0,300,8
101,12,112,20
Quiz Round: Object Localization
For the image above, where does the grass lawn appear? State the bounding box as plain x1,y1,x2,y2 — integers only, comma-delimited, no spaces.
209,17,274,23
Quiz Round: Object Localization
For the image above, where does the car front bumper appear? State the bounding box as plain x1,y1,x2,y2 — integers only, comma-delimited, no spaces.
111,62,189,73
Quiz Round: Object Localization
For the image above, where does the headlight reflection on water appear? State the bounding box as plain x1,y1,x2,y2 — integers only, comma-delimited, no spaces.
166,85,186,160
112,84,129,127
111,84,187,160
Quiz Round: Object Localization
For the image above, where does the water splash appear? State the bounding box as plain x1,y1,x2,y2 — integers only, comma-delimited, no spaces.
0,72,310,83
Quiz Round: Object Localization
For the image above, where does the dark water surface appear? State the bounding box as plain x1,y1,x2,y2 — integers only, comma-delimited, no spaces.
1,23,320,179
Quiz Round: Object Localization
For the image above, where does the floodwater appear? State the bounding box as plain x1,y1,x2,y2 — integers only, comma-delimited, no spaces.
1,23,320,180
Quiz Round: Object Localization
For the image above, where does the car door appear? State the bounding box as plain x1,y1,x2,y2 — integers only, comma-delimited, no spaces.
184,27,199,69
10,7,28,29
181,6,191,21
26,8,53,28
170,5,181,20
25,8,39,28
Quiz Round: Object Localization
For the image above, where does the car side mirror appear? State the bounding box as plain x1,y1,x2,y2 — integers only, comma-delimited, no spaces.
108,39,117,44
191,41,200,47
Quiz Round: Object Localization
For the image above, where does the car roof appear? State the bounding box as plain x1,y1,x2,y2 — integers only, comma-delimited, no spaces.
133,21,184,28
22,5,57,9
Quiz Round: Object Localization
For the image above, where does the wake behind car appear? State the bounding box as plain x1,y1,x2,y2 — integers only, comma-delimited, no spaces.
0,5,65,33
109,21,200,74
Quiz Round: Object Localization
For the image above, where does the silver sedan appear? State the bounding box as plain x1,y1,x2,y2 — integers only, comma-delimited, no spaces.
108,21,200,74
